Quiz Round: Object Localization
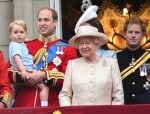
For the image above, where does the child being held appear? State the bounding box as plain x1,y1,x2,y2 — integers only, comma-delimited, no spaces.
9,20,49,107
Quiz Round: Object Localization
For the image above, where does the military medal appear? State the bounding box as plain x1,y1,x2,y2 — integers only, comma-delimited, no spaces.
143,81,150,90
53,56,62,67
56,44,64,55
56,46,60,55
140,65,146,76
140,64,149,77
140,71,145,77
59,46,64,55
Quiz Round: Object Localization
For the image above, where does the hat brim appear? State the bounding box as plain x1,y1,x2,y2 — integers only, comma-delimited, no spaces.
69,33,108,49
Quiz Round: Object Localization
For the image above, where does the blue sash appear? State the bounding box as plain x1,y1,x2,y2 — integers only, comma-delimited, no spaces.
36,40,68,70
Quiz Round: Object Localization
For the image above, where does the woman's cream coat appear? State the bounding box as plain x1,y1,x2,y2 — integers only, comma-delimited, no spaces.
59,56,124,106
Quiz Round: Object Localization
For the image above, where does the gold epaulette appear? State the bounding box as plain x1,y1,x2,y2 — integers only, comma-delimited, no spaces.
0,91,12,107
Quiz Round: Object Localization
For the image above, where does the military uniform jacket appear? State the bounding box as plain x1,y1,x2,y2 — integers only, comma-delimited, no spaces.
117,47,150,104
0,52,12,107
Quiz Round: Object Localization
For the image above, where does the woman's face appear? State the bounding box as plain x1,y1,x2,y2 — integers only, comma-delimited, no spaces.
78,36,97,58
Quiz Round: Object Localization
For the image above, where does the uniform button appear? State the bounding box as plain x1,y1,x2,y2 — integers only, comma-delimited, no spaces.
44,80,48,83
132,82,135,85
132,94,135,97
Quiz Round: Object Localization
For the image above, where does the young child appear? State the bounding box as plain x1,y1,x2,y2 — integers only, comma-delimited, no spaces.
9,20,49,107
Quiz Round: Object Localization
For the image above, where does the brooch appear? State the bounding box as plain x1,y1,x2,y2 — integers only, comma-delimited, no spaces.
53,56,62,67
143,81,150,90
102,60,107,67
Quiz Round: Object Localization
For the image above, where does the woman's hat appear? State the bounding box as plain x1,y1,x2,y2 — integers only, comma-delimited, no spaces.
69,25,108,48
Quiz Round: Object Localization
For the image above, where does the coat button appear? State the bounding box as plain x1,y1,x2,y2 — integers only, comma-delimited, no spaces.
132,94,135,97
132,82,135,85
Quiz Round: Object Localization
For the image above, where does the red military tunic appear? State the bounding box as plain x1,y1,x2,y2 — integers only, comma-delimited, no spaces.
13,38,77,107
0,52,12,107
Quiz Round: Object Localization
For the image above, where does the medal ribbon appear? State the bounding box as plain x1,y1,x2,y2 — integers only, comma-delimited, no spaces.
36,40,68,70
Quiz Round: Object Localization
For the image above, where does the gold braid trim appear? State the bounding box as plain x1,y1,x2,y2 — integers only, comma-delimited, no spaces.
38,34,57,43
33,47,46,66
121,51,150,80
8,68,21,83
35,34,58,68
46,70,64,80
46,70,64,86
0,91,12,107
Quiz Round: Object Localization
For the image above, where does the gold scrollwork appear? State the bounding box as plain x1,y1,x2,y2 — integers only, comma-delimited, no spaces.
52,110,62,114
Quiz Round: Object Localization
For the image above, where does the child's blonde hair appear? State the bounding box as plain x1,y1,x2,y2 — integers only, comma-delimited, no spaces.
9,20,27,33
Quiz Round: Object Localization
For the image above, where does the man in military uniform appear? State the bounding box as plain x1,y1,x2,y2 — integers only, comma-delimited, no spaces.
0,51,12,108
117,17,150,104
8,7,77,107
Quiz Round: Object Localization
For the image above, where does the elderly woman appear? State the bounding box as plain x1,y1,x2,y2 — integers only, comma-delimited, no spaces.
75,5,117,59
59,25,124,106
